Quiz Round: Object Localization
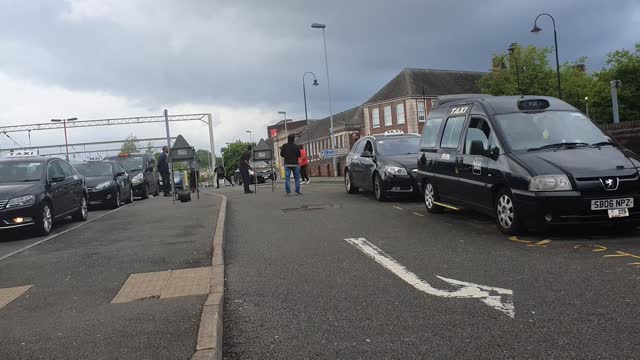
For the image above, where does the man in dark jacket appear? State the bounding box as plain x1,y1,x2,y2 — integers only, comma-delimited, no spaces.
157,146,171,196
280,134,301,196
214,163,234,188
239,145,254,194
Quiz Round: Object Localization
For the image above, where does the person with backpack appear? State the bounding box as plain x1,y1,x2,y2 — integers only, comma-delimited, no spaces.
214,163,234,188
280,134,301,196
298,144,310,184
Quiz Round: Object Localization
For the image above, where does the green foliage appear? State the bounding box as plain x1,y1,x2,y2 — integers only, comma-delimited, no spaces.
478,43,640,125
120,134,139,154
221,141,253,177
195,149,212,169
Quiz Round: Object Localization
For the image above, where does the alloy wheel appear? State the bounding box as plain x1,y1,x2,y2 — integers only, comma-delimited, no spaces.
81,197,88,218
345,173,351,192
42,204,52,233
424,183,435,209
497,194,514,229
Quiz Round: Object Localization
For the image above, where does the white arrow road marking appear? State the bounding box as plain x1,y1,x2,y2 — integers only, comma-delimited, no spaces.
344,238,515,318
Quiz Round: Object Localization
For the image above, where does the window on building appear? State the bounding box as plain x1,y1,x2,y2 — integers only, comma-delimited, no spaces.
417,100,426,122
430,99,436,112
372,107,380,128
396,103,405,124
384,105,392,127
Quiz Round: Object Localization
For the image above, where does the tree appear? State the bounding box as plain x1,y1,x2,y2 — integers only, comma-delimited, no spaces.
195,149,212,169
221,141,252,177
120,134,139,153
587,43,640,124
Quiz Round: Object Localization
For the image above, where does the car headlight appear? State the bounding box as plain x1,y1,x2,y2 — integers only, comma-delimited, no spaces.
6,195,35,209
132,173,144,184
95,181,112,191
529,175,572,191
384,165,408,176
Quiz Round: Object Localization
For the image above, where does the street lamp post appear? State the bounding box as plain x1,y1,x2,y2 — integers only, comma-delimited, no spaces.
277,111,287,177
311,22,337,177
246,130,256,194
585,96,589,117
531,13,561,99
508,42,521,94
50,117,78,161
303,72,319,146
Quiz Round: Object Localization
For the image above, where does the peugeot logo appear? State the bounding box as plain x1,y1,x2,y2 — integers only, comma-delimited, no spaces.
600,177,619,191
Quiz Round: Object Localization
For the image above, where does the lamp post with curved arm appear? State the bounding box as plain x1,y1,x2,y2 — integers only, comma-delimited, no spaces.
531,13,561,98
303,72,319,146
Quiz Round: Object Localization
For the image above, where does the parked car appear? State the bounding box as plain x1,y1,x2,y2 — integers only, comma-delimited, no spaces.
344,130,421,201
254,161,277,183
0,156,88,235
235,168,256,185
74,161,133,208
416,95,640,234
105,153,160,199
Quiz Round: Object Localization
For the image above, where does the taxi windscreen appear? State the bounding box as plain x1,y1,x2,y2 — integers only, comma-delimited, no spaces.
495,111,608,151
377,137,420,156
0,161,43,183
74,162,113,177
114,156,144,172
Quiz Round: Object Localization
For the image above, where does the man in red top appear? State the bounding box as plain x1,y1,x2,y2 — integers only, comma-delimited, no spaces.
298,145,310,184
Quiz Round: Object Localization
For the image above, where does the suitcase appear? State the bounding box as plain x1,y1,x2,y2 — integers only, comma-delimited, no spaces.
177,191,191,202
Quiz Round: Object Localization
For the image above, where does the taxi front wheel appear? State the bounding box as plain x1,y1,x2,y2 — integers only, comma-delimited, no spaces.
424,181,443,214
35,202,53,236
496,188,522,235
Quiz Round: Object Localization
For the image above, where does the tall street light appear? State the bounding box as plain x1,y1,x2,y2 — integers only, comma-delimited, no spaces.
508,42,521,94
277,111,287,176
531,13,561,99
246,130,256,194
303,72,319,146
50,117,78,161
311,22,337,177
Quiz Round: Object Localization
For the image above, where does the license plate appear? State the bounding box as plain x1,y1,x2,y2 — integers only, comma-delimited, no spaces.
608,208,629,218
591,198,634,210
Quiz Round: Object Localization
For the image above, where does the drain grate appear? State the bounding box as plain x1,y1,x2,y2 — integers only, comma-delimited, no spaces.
282,204,341,212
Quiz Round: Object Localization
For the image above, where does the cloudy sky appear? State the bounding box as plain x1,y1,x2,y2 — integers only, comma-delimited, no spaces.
0,0,638,159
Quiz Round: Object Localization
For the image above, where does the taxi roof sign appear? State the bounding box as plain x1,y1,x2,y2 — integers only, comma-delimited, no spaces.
383,130,404,136
518,99,550,111
7,150,37,157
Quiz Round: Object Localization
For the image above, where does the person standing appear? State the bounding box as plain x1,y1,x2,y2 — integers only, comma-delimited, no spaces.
239,145,254,194
158,146,171,196
298,145,310,184
215,163,234,188
280,134,301,196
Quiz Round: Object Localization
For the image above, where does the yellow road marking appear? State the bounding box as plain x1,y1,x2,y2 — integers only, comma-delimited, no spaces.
0,285,33,311
574,244,608,252
627,262,640,268
527,239,552,247
603,251,640,259
509,236,531,244
433,201,460,211
412,212,424,217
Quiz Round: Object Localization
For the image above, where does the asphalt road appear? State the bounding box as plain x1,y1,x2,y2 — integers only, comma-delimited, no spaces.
0,193,220,360
222,181,640,359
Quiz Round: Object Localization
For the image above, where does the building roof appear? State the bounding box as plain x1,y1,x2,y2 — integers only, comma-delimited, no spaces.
292,106,364,143
365,68,486,105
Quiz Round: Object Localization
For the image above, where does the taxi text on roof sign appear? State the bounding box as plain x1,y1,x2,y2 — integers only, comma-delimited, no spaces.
7,151,36,157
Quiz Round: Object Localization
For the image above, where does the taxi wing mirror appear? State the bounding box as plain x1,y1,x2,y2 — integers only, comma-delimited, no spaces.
469,140,486,156
490,146,500,160
116,171,126,178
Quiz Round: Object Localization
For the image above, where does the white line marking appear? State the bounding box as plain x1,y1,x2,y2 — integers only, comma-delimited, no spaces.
344,237,515,318
0,205,130,262
412,212,424,217
392,206,404,210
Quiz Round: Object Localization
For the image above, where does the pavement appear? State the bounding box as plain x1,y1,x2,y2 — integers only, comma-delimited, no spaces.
222,181,640,359
0,193,221,360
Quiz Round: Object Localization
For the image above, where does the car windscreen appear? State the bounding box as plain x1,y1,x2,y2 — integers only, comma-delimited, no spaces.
74,162,113,177
495,111,608,151
114,156,144,172
376,137,420,156
0,161,43,183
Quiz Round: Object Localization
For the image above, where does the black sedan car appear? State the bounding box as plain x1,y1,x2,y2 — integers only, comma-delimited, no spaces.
345,131,421,201
74,161,133,208
0,156,88,235
105,153,160,199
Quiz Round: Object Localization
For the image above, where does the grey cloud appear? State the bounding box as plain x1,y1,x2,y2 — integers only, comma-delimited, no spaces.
0,0,638,120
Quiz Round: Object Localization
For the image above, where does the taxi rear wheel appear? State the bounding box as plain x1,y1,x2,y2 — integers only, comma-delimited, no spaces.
495,188,521,235
345,170,359,194
424,181,443,214
72,196,88,222
373,174,386,201
35,202,53,236
125,188,134,204
112,189,121,209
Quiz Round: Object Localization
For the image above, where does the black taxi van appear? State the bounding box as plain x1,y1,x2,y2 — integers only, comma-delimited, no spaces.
416,95,640,234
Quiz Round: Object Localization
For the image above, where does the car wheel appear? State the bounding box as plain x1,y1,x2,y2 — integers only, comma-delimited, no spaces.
373,173,386,201
141,184,149,199
424,181,443,214
345,171,359,194
35,202,53,236
125,188,134,204
112,189,121,209
496,188,521,235
72,196,88,222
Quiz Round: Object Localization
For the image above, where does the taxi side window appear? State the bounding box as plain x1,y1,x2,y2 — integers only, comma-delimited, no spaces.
363,140,374,154
420,118,443,148
115,164,126,175
352,140,365,154
440,116,466,149
48,161,65,180
465,117,502,156
58,161,75,177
